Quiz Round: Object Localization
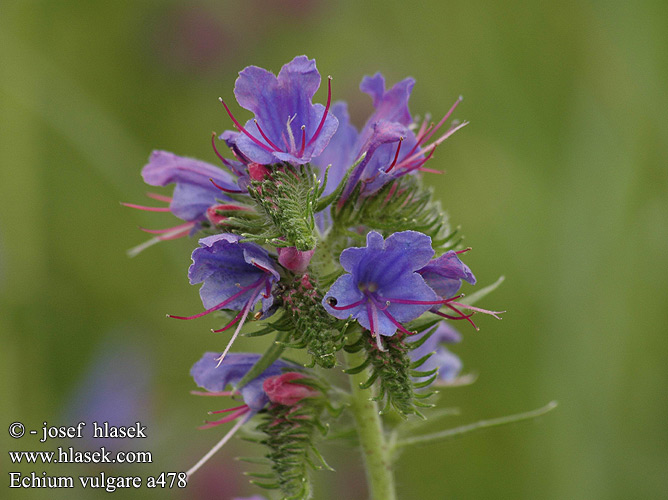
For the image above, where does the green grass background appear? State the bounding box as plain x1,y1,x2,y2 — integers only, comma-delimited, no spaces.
1,1,667,498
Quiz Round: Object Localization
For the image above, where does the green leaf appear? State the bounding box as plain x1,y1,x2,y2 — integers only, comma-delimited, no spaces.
234,330,289,391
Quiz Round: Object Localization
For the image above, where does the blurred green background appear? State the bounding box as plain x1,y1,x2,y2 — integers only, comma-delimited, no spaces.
2,0,667,498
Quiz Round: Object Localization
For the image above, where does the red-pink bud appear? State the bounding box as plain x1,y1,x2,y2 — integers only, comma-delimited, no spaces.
248,162,271,181
206,204,228,225
278,247,315,274
263,372,318,406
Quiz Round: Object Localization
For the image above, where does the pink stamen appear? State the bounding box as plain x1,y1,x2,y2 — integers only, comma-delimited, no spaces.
385,137,405,174
121,202,171,212
327,298,366,311
406,121,434,160
211,131,227,164
253,119,282,152
219,98,275,154
400,145,437,173
190,390,237,397
211,309,245,333
366,301,386,352
455,247,472,255
168,277,264,320
298,125,306,157
145,192,173,203
421,96,463,145
215,285,263,367
199,406,250,430
251,261,273,274
369,296,416,336
305,76,332,150
417,166,442,174
139,221,195,235
443,302,478,329
450,302,505,320
399,121,468,167
186,412,252,478
209,177,244,194
157,228,193,241
208,404,248,415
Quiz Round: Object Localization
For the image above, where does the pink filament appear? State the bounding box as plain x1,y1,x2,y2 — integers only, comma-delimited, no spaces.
328,298,366,311
199,406,250,430
139,221,195,235
211,309,245,333
168,276,264,320
305,76,332,150
385,137,404,174
253,119,282,152
121,203,171,212
219,98,275,154
208,177,244,194
145,192,173,203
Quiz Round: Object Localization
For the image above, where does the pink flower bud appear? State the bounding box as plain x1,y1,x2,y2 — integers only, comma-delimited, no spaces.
263,372,318,406
277,247,315,274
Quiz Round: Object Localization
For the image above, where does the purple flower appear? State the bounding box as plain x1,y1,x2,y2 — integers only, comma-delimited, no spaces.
418,250,476,304
220,55,338,166
124,150,245,256
141,150,241,221
322,231,438,350
170,234,280,363
416,249,503,330
335,74,467,202
311,101,358,231
191,352,292,415
187,353,294,479
409,322,463,382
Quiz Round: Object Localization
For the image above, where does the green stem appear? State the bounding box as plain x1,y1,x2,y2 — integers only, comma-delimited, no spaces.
344,348,397,500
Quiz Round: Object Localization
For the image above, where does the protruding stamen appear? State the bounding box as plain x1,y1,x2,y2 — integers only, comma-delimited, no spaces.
208,404,248,415
219,98,275,153
190,390,237,397
186,411,252,478
198,406,250,430
211,131,227,164
305,76,332,150
139,221,195,235
450,302,505,320
214,285,263,367
455,247,472,255
369,295,416,336
298,125,306,157
145,192,173,203
208,177,243,194
253,119,282,152
251,261,273,274
127,224,195,257
211,309,245,333
121,202,171,212
400,121,468,167
168,277,264,320
366,301,387,352
385,137,405,174
327,297,366,311
421,96,463,145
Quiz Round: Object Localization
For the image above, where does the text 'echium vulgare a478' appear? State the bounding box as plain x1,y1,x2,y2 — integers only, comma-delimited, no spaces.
125,55,511,500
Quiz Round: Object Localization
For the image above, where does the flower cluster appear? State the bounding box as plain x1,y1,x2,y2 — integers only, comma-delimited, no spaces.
128,55,503,499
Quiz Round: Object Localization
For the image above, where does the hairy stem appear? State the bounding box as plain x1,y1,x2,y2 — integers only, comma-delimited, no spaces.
345,348,397,500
